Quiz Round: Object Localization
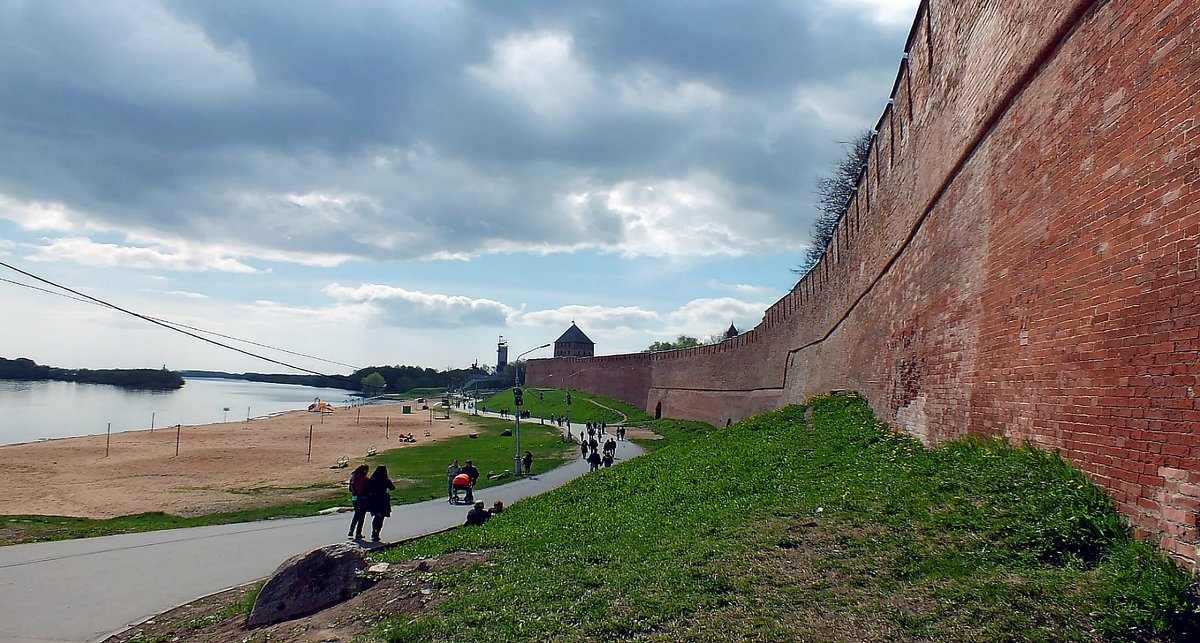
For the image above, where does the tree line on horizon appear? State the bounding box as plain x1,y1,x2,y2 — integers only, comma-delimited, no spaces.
0,357,184,390
187,364,493,395
351,364,491,395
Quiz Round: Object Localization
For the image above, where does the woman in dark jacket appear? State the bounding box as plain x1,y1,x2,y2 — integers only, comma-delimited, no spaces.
366,466,396,542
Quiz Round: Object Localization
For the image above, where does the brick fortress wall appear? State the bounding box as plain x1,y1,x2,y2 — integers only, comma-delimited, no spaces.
527,0,1200,565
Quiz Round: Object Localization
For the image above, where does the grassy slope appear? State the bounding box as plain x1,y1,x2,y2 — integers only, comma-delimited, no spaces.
0,414,574,545
375,395,1199,642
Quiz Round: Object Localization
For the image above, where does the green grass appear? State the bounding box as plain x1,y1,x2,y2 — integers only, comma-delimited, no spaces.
185,581,261,630
373,394,1199,642
0,412,575,545
368,414,576,503
481,387,653,426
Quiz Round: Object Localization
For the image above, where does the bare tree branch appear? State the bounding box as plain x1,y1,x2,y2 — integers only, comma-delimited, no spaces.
794,129,874,277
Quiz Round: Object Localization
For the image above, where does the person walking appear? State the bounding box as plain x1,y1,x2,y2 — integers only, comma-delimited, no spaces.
366,466,396,542
602,452,614,468
445,459,461,502
522,451,533,476
461,460,480,486
580,440,589,458
587,450,601,471
346,465,370,540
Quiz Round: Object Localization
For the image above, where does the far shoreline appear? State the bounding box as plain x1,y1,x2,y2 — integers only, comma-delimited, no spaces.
0,376,363,447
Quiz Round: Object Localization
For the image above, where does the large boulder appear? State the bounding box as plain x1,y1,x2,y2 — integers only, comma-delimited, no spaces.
247,543,370,628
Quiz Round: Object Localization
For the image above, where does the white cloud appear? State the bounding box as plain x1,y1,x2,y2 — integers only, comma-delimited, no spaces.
0,194,82,232
163,290,209,299
469,31,595,120
242,299,370,325
615,68,723,114
706,280,779,298
51,0,256,102
666,297,769,337
834,0,920,26
793,80,881,130
518,305,660,333
324,283,516,328
25,237,259,273
561,175,782,258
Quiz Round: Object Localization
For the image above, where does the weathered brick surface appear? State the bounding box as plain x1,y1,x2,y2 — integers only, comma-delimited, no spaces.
528,0,1200,567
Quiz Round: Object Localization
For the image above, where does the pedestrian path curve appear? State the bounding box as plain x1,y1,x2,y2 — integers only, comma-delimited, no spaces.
0,420,643,643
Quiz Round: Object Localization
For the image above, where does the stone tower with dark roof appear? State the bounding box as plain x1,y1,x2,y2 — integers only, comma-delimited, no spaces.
554,322,595,358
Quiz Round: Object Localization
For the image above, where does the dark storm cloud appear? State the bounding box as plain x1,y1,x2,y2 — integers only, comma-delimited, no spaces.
0,0,913,266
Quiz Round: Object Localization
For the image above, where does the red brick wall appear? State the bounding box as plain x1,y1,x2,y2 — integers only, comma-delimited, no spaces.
528,0,1200,566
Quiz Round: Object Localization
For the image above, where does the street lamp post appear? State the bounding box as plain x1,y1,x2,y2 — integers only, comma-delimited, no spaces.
531,389,545,425
562,368,585,442
513,343,551,476
565,389,573,441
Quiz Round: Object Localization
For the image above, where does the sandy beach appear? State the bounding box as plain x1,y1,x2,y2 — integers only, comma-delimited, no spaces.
0,402,474,519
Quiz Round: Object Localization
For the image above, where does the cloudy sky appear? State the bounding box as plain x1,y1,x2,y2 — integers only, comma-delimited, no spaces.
0,0,918,376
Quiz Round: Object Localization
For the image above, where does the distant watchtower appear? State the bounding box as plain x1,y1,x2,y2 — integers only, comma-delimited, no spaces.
497,336,509,373
554,322,595,358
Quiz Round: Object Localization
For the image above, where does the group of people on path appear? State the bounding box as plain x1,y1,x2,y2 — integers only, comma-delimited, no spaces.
582,435,618,471
348,417,627,541
446,458,512,526
347,464,395,542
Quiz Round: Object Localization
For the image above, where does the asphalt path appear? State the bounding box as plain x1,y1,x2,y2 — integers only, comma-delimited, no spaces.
0,419,642,643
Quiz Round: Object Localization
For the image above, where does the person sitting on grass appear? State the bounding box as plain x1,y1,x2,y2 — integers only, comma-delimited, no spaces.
465,501,491,526
489,500,505,514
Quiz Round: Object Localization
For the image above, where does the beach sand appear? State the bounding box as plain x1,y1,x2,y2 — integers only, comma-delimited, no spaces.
0,402,474,519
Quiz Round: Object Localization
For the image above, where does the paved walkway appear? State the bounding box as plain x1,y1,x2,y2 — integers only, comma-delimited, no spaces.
0,419,643,643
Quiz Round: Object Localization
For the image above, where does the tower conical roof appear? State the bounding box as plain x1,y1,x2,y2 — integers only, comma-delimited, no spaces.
556,322,594,345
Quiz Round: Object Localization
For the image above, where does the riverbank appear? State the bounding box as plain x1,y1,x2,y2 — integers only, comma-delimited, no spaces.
0,402,468,518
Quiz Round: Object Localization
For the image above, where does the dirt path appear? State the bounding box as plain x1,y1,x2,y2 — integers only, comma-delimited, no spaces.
582,398,629,425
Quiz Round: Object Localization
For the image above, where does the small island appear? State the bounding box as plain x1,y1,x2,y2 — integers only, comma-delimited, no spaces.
0,357,185,390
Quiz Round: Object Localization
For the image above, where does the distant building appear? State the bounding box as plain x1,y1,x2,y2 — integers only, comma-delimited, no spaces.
554,322,595,358
497,336,509,373
723,322,740,340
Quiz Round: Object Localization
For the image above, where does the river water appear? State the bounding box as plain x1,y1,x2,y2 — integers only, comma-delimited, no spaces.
0,378,358,446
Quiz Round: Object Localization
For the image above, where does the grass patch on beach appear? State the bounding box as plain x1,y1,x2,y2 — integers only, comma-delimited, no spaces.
373,395,1199,642
0,413,574,546
370,414,576,503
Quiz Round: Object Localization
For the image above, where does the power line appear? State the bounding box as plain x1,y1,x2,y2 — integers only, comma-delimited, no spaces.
146,317,360,370
0,261,361,380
